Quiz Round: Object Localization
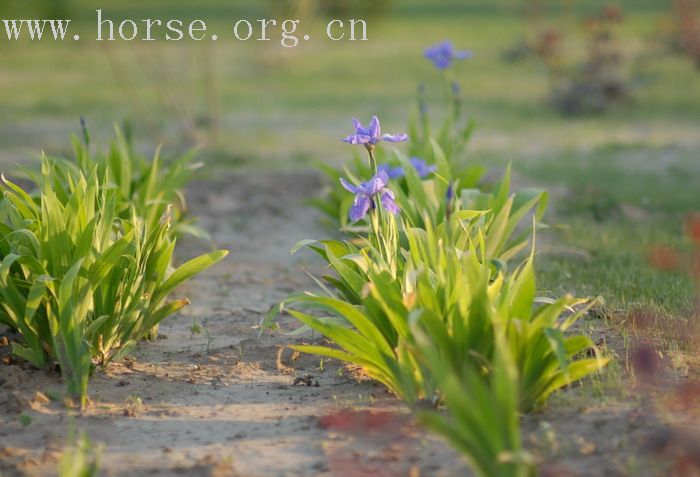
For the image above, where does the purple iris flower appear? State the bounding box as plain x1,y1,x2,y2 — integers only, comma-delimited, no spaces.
424,41,473,70
342,116,409,149
340,170,400,222
410,157,437,178
377,163,405,179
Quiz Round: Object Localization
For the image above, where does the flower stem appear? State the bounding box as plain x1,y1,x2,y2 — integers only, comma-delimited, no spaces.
368,147,383,241
418,84,429,145
367,147,378,175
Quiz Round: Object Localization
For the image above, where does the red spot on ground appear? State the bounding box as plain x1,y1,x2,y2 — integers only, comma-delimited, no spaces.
318,409,403,433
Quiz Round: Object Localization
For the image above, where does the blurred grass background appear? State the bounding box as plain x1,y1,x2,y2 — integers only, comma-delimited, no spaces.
0,0,698,325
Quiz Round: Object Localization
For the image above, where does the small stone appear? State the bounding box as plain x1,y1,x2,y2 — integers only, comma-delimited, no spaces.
576,437,596,455
32,392,50,406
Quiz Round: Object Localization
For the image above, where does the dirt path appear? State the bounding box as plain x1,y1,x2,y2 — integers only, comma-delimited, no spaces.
0,171,697,477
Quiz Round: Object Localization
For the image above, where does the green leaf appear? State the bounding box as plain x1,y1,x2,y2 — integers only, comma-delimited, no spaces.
153,250,228,303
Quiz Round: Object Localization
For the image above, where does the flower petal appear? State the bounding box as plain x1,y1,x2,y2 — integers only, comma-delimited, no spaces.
446,182,455,201
351,117,363,131
363,170,389,195
349,194,371,222
377,163,391,176
343,134,372,145
340,177,359,194
369,116,381,142
436,58,451,69
424,41,470,69
424,41,449,59
378,170,390,186
381,133,409,143
410,157,437,178
380,190,400,215
378,164,405,179
424,41,452,68
390,166,405,179
410,157,425,168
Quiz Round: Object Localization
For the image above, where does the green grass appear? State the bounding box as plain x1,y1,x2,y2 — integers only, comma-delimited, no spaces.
0,0,698,328
538,219,695,316
512,142,698,320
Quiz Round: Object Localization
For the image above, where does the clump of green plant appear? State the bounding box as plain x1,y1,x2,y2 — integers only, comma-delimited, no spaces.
0,158,227,406
58,429,102,477
502,3,635,115
548,5,633,115
502,28,563,65
283,218,606,410
280,204,605,477
417,331,535,477
266,162,545,322
41,122,207,240
501,0,567,65
275,103,606,475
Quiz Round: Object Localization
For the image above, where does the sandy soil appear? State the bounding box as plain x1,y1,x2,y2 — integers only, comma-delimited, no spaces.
1,171,698,477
